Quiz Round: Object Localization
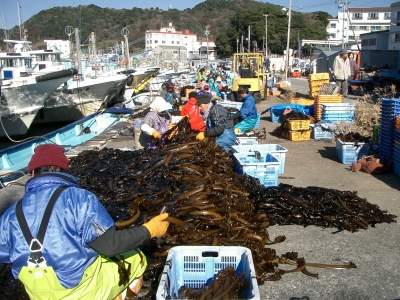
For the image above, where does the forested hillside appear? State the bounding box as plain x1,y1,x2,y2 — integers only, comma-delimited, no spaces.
3,0,331,55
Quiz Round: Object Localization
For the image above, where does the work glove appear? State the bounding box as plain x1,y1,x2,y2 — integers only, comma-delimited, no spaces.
143,213,169,238
234,128,241,134
152,130,161,139
196,132,205,140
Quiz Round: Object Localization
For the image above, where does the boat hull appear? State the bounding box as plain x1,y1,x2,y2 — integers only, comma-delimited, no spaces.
0,112,122,174
0,108,40,137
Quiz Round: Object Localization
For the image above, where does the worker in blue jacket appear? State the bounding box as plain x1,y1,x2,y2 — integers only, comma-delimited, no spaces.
0,144,169,300
231,86,258,133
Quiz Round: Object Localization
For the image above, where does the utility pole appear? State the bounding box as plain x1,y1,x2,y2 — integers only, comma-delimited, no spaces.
236,38,239,53
283,0,292,81
336,0,349,49
122,28,130,69
263,14,268,58
241,35,244,53
205,26,210,65
247,26,251,52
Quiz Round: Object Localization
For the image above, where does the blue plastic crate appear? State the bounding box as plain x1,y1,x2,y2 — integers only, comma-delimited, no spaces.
232,144,288,174
311,124,335,140
322,103,355,112
267,104,306,123
233,152,279,187
336,139,370,164
220,101,243,110
236,137,259,145
322,114,354,121
156,246,260,300
253,113,261,129
394,144,400,154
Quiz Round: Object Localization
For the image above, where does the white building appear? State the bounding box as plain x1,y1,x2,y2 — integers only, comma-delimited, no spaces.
388,1,400,50
145,23,197,59
44,40,71,59
326,7,391,46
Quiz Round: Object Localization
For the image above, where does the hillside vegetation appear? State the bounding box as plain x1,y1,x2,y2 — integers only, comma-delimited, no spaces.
3,0,331,56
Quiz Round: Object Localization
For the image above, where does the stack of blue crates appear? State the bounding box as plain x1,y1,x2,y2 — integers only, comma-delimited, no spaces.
394,144,400,177
322,103,355,122
380,98,400,161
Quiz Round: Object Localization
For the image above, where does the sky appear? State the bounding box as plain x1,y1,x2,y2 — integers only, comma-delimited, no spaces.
0,0,396,30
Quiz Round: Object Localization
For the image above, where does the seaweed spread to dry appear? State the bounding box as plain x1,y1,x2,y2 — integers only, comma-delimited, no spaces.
0,119,396,299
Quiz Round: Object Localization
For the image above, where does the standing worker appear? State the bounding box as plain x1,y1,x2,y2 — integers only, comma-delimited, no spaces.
141,97,184,149
196,94,236,152
333,49,351,98
160,83,179,108
0,144,169,300
231,86,258,133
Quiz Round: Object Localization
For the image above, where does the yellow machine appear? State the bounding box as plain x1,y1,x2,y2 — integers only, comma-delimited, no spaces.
231,53,266,103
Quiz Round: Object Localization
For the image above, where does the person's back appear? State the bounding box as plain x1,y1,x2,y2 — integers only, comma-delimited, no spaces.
180,92,205,132
0,144,169,300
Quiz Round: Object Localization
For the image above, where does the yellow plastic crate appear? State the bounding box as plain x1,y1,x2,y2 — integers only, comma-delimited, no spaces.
315,94,343,103
309,79,329,88
308,73,330,81
310,86,323,94
290,98,314,106
282,130,311,141
285,120,311,130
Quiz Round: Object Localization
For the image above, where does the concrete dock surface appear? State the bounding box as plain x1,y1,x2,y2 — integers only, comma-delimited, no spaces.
1,80,399,299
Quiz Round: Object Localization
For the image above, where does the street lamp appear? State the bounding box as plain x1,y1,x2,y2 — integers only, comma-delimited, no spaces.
283,0,292,80
263,14,268,59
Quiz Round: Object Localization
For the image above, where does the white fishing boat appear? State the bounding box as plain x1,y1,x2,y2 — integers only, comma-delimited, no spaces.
0,51,78,137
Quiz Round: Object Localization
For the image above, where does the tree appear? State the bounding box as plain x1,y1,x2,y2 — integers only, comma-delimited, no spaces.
302,43,312,57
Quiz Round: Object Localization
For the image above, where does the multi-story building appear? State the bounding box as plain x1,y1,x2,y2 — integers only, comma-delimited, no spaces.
145,23,197,59
326,7,391,46
44,40,71,59
388,1,400,50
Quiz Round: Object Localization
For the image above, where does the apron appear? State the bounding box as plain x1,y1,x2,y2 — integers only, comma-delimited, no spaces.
18,249,147,300
147,115,170,149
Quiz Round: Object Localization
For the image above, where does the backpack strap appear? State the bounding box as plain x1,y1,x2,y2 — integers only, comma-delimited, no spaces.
16,186,68,267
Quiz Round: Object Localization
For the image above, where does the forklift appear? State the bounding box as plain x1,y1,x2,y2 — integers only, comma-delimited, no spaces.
231,52,266,103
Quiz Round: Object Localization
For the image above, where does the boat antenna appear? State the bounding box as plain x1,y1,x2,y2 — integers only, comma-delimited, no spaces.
0,2,8,40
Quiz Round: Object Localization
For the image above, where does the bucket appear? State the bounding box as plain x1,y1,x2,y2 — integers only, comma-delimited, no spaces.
133,120,146,150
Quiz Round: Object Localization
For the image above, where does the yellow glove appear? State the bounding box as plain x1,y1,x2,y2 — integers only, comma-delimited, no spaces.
234,128,241,134
152,130,161,139
196,132,205,140
143,213,169,238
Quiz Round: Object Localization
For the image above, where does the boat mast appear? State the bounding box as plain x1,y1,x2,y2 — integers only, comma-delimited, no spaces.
17,1,24,40
0,2,8,40
75,28,82,79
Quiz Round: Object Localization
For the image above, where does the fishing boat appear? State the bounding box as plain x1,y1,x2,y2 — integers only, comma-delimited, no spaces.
0,51,78,137
0,110,126,176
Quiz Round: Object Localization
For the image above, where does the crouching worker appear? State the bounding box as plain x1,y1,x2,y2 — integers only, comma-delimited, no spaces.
232,86,258,134
0,144,170,300
196,94,236,152
180,91,206,138
141,97,184,149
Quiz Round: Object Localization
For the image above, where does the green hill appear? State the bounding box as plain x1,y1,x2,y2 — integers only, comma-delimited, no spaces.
3,0,331,56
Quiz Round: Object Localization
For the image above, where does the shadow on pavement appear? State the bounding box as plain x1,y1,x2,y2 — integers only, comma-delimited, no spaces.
372,173,400,192
318,146,338,161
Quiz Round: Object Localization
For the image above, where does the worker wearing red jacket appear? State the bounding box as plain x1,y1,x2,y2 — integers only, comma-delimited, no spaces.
180,91,206,140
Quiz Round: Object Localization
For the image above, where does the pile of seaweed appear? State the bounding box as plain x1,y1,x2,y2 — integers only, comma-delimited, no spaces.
0,119,396,299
